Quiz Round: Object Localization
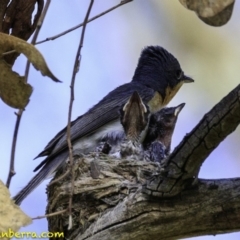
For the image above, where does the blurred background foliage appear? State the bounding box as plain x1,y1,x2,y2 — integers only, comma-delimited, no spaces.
0,0,239,239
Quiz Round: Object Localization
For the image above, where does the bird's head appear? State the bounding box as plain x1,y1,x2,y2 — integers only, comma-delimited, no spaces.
143,103,185,151
152,103,185,134
132,46,194,106
120,91,150,143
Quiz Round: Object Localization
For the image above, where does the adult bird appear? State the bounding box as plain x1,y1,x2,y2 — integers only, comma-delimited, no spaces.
13,46,194,205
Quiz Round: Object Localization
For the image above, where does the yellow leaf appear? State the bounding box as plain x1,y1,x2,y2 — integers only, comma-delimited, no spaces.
0,61,33,109
0,180,32,236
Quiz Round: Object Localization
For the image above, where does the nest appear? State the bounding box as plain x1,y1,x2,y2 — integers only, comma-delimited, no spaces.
46,153,159,239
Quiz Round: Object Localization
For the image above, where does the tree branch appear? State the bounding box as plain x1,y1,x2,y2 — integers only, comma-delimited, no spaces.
47,84,240,239
78,178,240,240
47,156,240,240
143,83,240,197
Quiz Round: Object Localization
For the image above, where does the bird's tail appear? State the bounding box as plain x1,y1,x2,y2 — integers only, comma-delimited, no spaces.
13,152,68,205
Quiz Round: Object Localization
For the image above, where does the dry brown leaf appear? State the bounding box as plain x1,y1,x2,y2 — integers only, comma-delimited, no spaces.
0,180,32,238
179,0,235,26
0,61,33,109
0,32,61,108
0,32,61,82
199,3,234,26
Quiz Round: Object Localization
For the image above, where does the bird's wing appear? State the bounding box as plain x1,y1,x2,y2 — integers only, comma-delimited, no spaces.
34,116,81,158
35,82,155,159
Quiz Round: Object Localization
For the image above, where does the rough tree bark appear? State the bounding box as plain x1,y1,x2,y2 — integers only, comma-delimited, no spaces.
46,84,240,239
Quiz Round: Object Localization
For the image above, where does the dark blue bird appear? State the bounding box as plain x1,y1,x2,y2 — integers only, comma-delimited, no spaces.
13,46,193,205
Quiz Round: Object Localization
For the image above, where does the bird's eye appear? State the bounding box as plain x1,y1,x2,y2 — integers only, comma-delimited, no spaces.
176,70,183,80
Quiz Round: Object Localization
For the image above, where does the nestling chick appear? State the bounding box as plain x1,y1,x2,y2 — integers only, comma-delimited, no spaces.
143,103,185,163
119,91,150,159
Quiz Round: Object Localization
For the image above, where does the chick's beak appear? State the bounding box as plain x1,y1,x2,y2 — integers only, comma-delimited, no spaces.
174,103,185,116
183,75,194,83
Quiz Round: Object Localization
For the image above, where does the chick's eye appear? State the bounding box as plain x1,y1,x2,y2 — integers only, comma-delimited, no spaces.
176,70,183,79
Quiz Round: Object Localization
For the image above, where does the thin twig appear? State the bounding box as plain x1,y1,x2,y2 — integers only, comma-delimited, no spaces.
6,111,23,187
32,209,67,220
25,0,51,80
2,50,16,56
35,0,133,45
6,0,50,188
66,0,94,230
2,0,133,56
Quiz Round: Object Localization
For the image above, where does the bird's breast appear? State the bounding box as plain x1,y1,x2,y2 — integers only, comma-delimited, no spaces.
162,82,184,106
147,91,163,113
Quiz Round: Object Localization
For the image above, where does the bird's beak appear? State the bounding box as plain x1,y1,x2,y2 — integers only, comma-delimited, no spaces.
183,75,194,83
174,103,185,116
